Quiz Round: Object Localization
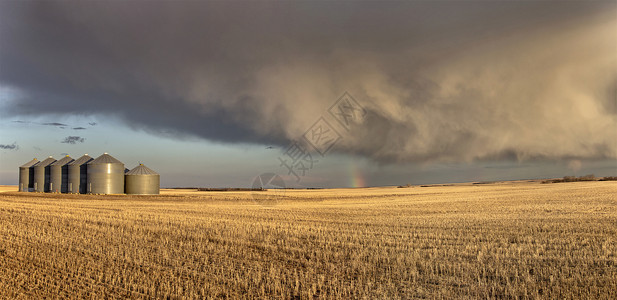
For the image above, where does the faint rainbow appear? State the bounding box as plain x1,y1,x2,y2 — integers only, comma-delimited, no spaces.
349,162,366,188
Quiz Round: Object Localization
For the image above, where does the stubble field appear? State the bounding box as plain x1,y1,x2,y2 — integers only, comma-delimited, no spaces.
0,181,615,298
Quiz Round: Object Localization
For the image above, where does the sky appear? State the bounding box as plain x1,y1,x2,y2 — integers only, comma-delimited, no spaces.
1,1,616,188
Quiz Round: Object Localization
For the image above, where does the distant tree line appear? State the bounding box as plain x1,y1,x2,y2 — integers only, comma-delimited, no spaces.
542,175,617,184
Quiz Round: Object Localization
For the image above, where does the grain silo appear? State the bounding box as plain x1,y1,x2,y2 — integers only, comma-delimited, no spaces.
33,156,57,192
125,164,160,195
68,154,93,194
19,158,39,192
87,153,124,194
49,155,74,193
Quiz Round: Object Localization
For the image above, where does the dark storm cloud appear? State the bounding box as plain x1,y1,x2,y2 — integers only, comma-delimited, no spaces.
0,142,19,150
61,136,85,144
0,1,615,162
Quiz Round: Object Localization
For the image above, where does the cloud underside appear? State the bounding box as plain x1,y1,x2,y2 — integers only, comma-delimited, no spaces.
61,136,85,144
1,1,615,162
0,142,19,150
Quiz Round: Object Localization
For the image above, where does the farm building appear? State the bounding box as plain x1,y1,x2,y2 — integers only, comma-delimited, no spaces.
125,164,160,195
68,154,93,194
18,158,39,192
33,156,56,193
49,155,74,193
87,153,125,194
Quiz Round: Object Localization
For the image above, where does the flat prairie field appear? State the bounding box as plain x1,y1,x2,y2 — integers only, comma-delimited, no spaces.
0,181,616,299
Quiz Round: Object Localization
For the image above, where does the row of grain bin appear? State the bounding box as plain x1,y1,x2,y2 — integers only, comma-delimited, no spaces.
18,153,159,194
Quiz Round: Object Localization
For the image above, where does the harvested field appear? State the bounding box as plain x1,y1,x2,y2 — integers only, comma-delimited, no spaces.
0,181,616,298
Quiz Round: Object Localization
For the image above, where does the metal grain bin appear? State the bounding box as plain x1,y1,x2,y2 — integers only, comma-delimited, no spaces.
33,156,57,192
19,158,39,192
49,155,74,193
87,153,124,194
68,154,93,194
125,164,160,195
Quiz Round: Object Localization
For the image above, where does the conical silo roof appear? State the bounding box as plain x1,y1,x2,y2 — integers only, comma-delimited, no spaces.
88,153,123,164
20,158,39,168
69,154,93,166
126,164,159,175
51,155,74,166
36,156,57,167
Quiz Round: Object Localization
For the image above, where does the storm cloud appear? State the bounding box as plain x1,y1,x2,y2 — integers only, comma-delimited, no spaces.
1,1,615,163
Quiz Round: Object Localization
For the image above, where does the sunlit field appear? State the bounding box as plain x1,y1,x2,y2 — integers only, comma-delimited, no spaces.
0,181,615,298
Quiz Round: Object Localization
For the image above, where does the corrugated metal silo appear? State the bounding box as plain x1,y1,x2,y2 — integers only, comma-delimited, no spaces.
49,155,74,193
68,154,93,194
19,158,39,192
125,164,160,195
87,153,125,194
33,156,57,192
